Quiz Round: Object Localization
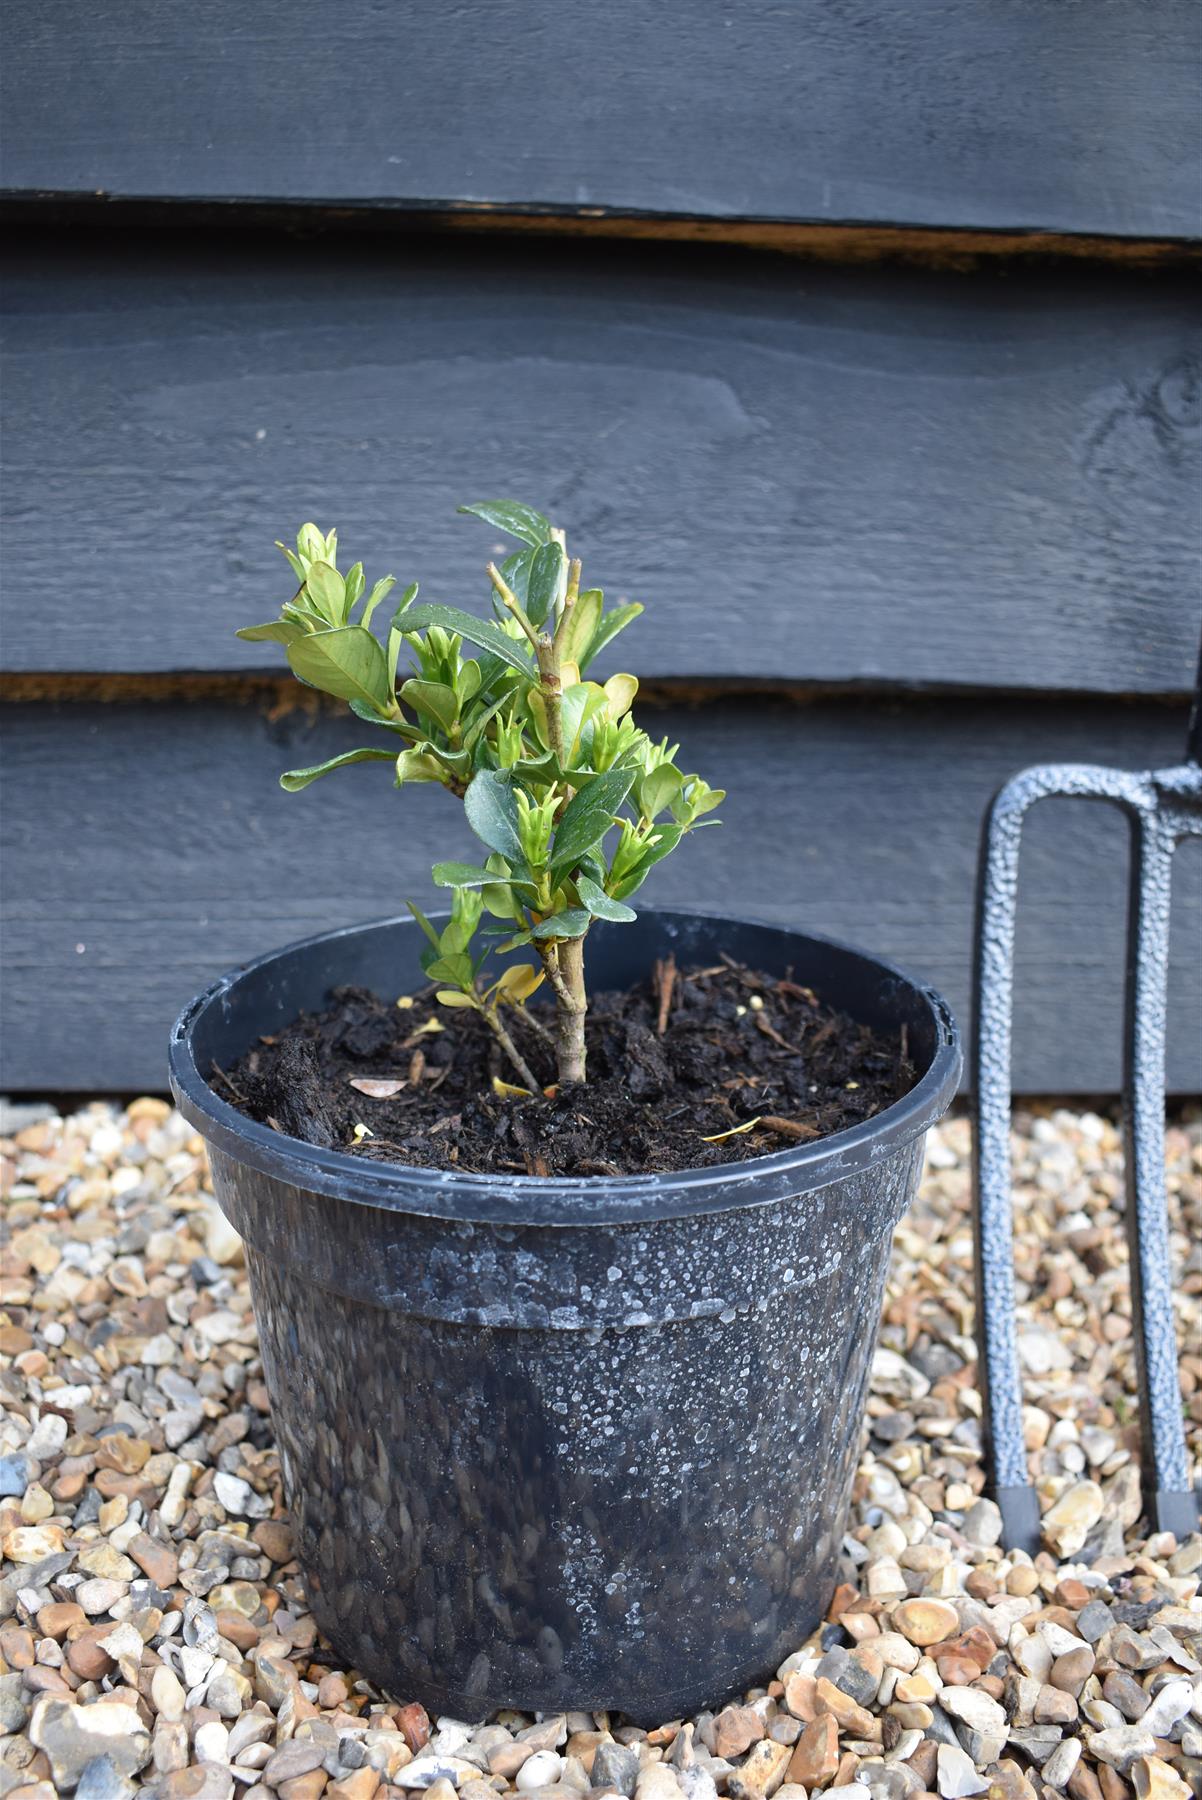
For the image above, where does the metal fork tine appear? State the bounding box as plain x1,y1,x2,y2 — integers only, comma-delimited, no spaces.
972,696,1201,1550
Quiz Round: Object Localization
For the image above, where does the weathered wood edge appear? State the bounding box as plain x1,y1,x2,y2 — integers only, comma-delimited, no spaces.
2,674,1199,711
2,195,1199,268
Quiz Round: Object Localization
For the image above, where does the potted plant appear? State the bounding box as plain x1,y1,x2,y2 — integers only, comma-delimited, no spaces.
170,501,960,1722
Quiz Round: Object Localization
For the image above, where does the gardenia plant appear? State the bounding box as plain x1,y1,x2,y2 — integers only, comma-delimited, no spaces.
238,502,723,1090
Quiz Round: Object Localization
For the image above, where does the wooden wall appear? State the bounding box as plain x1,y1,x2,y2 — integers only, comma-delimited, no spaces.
2,2,1199,1094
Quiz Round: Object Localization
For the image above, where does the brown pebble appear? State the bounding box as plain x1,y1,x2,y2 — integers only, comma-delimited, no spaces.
127,1529,179,1588
813,1679,880,1741
35,1602,84,1641
713,1704,765,1759
394,1700,431,1755
214,1610,260,1652
253,1518,294,1563
1068,1767,1106,1800
0,1626,35,1669
66,1626,114,1680
786,1714,839,1789
893,1598,960,1646
278,1777,330,1800
318,1673,350,1708
1099,1768,1132,1800
1055,1578,1091,1609
1034,1684,1078,1725
328,1773,379,1800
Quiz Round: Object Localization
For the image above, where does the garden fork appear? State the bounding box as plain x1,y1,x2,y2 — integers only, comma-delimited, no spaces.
972,643,1202,1553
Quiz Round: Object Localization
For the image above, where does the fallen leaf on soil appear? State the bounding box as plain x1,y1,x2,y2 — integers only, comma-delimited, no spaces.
348,1078,407,1098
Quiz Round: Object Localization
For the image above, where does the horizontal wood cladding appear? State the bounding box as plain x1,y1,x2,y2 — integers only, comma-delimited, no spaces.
3,233,1199,692
2,695,1198,1095
3,1,1199,239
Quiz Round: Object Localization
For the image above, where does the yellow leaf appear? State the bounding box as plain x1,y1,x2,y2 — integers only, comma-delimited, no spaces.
492,963,545,1003
436,989,477,1008
395,995,415,1010
700,1117,762,1143
352,1122,375,1141
492,1076,532,1099
603,673,638,721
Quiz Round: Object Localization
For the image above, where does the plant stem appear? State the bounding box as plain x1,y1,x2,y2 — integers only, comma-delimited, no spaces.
554,936,588,1085
482,1006,541,1093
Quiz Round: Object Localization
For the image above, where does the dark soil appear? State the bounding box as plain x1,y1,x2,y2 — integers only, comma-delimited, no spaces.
221,958,915,1178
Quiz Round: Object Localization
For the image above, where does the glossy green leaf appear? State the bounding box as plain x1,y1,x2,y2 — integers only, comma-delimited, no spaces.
432,861,518,888
525,541,565,627
457,500,554,548
236,619,307,645
611,824,684,899
343,562,365,613
575,875,637,922
286,626,393,712
398,603,532,677
550,766,636,873
279,748,396,791
638,763,684,820
348,698,409,734
401,679,459,735
581,602,644,671
530,909,592,940
305,560,346,622
464,769,524,862
425,952,474,986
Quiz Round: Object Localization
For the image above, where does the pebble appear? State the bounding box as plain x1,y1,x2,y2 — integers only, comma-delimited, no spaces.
28,1695,152,1789
0,1101,1197,1800
937,1743,990,1797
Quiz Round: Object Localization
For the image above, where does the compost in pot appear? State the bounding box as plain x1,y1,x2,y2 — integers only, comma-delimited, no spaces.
225,954,915,1176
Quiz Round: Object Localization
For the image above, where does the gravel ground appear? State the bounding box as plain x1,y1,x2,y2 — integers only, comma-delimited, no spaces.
1,1100,1199,1800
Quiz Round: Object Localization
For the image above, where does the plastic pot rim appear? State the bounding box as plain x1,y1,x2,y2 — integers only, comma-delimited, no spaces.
168,905,961,1228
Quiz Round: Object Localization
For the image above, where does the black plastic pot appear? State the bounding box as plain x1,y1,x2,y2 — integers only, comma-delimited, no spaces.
169,909,959,1722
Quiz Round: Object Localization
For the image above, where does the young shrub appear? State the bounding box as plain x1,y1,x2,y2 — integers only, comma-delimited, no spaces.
238,503,724,1088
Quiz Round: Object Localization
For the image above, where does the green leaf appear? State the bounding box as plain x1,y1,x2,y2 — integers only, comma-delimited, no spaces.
360,574,397,629
530,909,592,940
432,861,516,888
343,562,365,613
287,626,394,712
236,619,308,645
425,952,474,986
499,546,535,605
525,541,564,627
406,901,441,949
581,602,644,671
279,748,396,791
560,589,602,667
638,763,684,820
576,874,637,922
399,603,532,677
276,541,307,584
458,500,554,548
348,698,410,734
462,693,511,753
305,560,346,623
401,679,459,735
550,766,636,873
611,824,684,899
464,769,524,862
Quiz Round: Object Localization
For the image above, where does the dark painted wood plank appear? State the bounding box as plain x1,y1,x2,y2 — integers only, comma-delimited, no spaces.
2,233,1199,692
2,696,1198,1094
3,1,1199,239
